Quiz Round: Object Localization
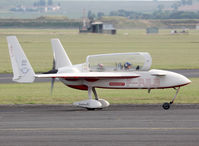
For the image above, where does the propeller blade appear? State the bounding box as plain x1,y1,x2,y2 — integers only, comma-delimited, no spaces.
51,77,55,95
51,55,56,95
42,57,57,74
53,58,56,70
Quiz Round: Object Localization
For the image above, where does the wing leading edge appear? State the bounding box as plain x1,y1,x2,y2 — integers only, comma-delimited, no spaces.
35,72,140,79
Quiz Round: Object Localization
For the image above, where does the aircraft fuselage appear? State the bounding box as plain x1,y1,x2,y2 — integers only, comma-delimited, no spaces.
59,69,190,90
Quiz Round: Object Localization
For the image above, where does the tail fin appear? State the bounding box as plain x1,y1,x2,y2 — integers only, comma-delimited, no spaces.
7,36,35,83
51,39,72,69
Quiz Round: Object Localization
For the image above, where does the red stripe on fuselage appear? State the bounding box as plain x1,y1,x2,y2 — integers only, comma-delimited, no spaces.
109,82,125,86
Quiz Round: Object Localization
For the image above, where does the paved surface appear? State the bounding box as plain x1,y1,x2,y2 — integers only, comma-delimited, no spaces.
169,69,199,78
0,69,198,84
0,104,199,146
0,73,51,83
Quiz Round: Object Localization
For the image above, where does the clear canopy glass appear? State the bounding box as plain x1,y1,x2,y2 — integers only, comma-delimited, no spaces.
86,52,152,72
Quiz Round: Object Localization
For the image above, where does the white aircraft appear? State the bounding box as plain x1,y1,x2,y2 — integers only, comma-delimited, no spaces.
7,36,191,110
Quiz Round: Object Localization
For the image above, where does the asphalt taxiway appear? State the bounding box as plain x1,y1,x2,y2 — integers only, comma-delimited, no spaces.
0,104,199,146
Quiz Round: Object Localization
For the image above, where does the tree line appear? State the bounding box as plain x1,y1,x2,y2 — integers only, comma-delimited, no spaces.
109,10,199,19
87,10,199,20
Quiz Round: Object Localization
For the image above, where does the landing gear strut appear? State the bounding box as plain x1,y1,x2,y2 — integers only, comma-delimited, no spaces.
162,87,180,110
85,87,102,110
91,87,110,110
92,87,99,100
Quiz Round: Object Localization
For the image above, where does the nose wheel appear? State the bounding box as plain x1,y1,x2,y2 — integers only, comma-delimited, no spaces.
162,102,170,110
162,87,180,110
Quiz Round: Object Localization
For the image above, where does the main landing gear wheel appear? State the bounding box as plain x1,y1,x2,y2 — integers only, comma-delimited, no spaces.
86,108,96,111
73,87,110,110
162,87,180,110
86,108,103,111
162,102,170,110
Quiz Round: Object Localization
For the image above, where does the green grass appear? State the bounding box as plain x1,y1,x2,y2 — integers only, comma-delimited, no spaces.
0,78,198,104
0,29,199,73
0,28,198,104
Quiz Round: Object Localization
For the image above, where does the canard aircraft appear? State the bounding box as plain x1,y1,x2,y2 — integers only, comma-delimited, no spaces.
7,36,191,110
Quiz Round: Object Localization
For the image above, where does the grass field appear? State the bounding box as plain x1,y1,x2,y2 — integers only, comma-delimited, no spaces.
0,78,198,104
0,29,198,104
0,29,199,73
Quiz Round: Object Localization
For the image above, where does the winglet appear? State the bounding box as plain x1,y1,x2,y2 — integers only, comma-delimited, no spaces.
51,39,72,69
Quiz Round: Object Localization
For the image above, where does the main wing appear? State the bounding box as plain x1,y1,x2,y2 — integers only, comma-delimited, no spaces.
35,72,140,79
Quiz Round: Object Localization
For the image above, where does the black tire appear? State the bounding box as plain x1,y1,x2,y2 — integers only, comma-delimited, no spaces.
162,102,170,110
86,108,95,111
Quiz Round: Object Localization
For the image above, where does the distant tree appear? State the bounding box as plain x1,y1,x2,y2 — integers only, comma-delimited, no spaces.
187,0,193,5
157,4,165,12
109,9,199,19
33,2,38,7
171,2,181,11
181,0,192,5
181,0,187,5
88,10,96,21
48,0,53,6
39,0,46,6
171,0,193,11
97,12,105,19
110,11,119,16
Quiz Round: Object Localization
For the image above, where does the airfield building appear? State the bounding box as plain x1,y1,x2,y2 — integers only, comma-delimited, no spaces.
103,24,116,35
79,21,116,35
90,22,103,33
146,27,159,34
196,24,199,30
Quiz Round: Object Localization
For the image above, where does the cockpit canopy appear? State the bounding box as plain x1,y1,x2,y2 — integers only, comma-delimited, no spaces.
86,52,152,72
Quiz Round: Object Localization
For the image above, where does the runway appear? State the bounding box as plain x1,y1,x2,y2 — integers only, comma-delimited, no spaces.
0,104,199,146
0,69,198,84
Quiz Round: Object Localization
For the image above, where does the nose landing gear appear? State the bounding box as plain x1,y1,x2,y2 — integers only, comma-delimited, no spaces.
162,102,170,110
162,87,180,110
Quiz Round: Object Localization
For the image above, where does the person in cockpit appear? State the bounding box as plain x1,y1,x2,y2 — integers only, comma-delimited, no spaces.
124,62,132,70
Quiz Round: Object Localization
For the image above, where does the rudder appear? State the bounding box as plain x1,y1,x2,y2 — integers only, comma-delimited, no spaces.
7,36,35,83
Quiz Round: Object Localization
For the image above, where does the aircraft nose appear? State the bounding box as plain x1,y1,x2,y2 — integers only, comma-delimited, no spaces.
177,74,191,86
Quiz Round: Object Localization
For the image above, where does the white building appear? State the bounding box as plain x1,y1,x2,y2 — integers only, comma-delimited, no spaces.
196,24,199,30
